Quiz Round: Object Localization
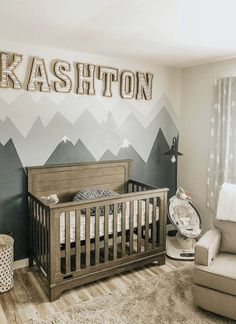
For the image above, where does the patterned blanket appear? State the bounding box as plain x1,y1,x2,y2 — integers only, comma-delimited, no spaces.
73,188,122,216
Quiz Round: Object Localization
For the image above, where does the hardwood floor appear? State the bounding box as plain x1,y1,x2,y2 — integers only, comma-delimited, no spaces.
0,258,191,324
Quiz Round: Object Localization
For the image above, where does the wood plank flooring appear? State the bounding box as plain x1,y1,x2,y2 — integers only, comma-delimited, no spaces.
0,258,191,324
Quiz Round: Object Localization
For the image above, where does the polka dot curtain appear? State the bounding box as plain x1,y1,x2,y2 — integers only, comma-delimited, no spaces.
0,235,14,293
207,77,236,210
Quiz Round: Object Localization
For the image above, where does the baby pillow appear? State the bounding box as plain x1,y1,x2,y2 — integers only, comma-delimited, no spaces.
73,188,121,216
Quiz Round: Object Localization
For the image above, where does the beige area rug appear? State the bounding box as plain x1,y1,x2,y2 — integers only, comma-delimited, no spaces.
29,267,234,324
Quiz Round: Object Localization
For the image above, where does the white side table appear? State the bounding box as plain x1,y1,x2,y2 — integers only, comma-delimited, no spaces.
0,235,14,293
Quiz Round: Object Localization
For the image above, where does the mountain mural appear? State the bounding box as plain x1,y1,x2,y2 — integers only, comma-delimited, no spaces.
0,92,177,136
0,106,178,166
47,128,176,196
0,139,27,260
100,129,175,197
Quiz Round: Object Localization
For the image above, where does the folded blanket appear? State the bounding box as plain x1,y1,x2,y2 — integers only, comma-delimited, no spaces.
216,183,236,222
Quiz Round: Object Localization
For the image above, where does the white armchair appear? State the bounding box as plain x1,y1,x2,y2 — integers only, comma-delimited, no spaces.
194,228,221,266
193,222,236,320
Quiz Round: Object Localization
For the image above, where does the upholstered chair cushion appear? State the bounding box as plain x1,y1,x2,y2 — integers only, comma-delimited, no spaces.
194,229,221,266
214,219,236,254
193,285,236,320
194,253,236,296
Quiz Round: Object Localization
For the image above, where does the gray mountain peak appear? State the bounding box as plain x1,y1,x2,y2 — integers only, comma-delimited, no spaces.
46,137,95,165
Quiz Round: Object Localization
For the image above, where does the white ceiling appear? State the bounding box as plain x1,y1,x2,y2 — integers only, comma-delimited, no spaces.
1,0,236,67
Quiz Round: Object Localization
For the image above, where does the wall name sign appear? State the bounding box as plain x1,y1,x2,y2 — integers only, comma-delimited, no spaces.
0,51,153,100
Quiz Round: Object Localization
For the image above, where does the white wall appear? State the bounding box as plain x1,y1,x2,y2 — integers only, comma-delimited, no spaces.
178,58,236,232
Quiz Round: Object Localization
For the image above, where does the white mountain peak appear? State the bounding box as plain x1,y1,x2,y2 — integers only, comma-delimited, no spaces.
62,135,70,143
122,139,130,149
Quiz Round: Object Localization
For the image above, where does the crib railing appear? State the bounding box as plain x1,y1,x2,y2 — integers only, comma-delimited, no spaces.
28,193,50,277
127,179,157,192
28,185,168,300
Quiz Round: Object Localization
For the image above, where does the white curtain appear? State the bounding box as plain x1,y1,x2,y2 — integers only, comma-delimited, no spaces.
207,77,236,210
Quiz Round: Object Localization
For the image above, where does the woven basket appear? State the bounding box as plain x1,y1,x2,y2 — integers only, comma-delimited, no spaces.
0,235,14,293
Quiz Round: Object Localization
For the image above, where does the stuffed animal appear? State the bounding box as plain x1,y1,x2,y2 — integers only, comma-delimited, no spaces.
41,194,59,205
176,187,192,201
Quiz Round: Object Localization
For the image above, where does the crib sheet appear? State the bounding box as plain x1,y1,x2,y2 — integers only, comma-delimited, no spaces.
60,200,159,243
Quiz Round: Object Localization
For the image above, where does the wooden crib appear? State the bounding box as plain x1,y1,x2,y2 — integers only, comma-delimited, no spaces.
27,160,168,301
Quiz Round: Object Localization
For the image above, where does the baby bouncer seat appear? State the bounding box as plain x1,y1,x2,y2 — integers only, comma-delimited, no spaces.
166,187,202,260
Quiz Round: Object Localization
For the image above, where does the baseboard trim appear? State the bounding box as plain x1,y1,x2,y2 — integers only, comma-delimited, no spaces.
14,258,29,270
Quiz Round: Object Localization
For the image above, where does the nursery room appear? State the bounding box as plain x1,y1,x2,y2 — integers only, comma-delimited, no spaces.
0,0,236,323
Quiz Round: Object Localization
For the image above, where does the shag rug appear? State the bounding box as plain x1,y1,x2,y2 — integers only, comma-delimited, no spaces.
30,266,234,324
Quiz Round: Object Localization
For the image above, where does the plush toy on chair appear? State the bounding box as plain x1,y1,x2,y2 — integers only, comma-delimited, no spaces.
193,183,236,321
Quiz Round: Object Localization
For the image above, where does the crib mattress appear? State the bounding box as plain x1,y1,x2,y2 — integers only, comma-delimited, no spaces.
60,200,159,243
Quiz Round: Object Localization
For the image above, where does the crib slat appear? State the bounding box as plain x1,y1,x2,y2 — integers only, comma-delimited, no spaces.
40,206,43,265
113,203,117,260
47,210,50,276
152,197,157,248
75,210,81,270
42,208,45,267
40,206,43,266
137,200,142,253
45,209,49,275
32,201,35,259
85,208,90,268
34,202,37,259
159,197,165,248
37,204,40,262
121,202,126,257
34,202,37,258
28,197,31,256
55,212,61,275
29,198,33,259
128,182,132,193
65,211,71,274
129,200,134,255
145,198,149,250
33,201,36,259
95,207,100,265
104,205,109,262
37,205,40,263
35,203,38,260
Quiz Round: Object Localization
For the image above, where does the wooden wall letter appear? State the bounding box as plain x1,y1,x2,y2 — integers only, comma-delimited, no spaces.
0,52,22,89
136,72,153,100
120,70,135,99
77,63,95,95
53,61,72,93
0,49,154,100
98,66,118,97
27,57,50,92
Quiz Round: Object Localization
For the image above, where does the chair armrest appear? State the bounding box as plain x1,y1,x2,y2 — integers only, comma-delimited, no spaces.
194,229,221,266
